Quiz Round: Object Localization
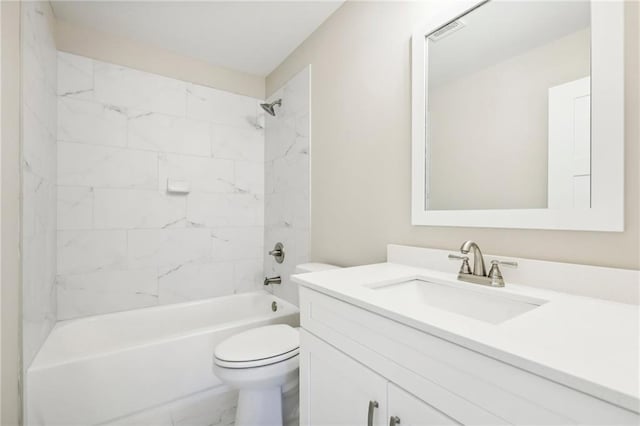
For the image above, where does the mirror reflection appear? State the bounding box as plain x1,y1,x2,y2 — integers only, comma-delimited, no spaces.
426,1,591,211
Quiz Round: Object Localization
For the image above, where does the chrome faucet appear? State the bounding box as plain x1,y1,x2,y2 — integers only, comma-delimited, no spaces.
448,241,518,287
460,240,486,277
263,276,282,286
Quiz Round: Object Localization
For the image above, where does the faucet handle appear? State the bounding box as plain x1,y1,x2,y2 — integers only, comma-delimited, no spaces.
490,259,518,268
487,259,517,287
448,254,472,275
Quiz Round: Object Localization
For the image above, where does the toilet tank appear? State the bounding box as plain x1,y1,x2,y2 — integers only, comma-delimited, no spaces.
294,263,340,274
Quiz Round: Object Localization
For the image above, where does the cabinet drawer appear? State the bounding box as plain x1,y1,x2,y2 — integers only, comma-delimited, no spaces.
300,287,639,425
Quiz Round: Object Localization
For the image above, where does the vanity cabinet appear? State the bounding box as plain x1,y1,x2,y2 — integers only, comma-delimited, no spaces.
300,328,387,425
299,286,640,425
300,329,461,426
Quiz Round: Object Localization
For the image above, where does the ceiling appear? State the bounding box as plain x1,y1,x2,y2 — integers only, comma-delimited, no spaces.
51,1,344,76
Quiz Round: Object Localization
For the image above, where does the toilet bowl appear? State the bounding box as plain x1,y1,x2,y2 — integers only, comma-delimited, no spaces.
214,263,339,426
214,324,299,426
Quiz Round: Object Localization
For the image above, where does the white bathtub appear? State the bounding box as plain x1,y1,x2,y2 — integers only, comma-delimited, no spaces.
27,291,299,425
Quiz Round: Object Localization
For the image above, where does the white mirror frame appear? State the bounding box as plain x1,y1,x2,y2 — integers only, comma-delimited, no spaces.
411,0,624,231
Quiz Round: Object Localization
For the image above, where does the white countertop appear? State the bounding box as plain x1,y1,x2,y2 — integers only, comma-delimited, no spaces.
293,262,640,413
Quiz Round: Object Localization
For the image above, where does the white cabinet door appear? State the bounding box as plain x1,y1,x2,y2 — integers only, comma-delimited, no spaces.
387,384,460,426
300,329,388,426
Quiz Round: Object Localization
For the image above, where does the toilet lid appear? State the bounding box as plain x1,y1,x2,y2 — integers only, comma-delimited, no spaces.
214,325,299,368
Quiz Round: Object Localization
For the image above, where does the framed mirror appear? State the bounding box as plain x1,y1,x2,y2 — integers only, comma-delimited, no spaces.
411,0,624,231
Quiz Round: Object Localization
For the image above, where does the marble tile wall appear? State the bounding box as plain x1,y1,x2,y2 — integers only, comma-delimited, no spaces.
22,1,58,368
264,67,311,306
56,52,265,319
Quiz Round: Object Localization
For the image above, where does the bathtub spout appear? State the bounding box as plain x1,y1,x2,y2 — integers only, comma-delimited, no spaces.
264,276,282,286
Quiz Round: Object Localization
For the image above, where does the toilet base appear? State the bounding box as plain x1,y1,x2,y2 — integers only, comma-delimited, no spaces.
236,387,283,426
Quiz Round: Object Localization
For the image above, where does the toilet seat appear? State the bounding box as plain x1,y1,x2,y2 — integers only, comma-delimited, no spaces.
214,324,299,369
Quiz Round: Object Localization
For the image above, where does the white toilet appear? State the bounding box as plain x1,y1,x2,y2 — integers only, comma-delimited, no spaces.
213,263,339,426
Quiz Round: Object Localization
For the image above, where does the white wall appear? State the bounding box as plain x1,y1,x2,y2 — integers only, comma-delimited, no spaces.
56,53,265,319
264,67,311,305
267,1,640,271
1,1,22,423
21,1,57,370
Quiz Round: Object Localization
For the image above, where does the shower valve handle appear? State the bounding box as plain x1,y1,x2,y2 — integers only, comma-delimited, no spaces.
268,242,285,264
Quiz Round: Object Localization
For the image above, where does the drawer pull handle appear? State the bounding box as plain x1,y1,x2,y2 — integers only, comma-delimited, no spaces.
390,416,401,426
368,400,379,426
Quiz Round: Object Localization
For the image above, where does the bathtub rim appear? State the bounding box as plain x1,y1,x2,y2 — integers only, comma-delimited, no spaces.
29,291,299,371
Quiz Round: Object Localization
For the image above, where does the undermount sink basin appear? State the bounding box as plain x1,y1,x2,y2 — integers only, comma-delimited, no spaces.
368,279,546,324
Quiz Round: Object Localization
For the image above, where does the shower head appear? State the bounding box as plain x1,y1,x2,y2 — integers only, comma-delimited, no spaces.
260,99,282,117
